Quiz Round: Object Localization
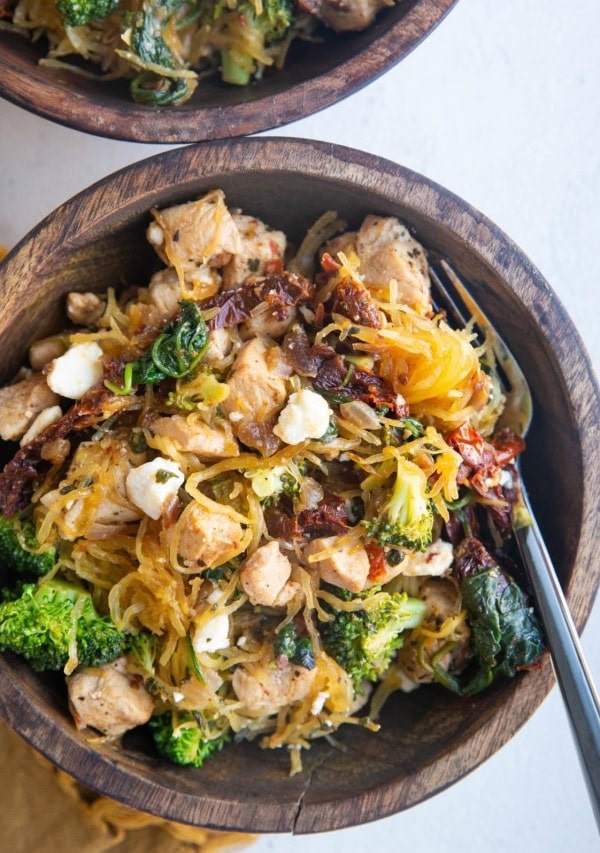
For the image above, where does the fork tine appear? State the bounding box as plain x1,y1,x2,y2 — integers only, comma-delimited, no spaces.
428,265,470,329
434,260,533,437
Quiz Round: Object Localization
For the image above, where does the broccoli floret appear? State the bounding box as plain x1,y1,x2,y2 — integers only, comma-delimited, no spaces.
244,463,303,505
125,631,158,675
273,623,316,669
55,0,118,26
0,578,124,671
0,514,56,578
362,456,434,551
219,0,294,85
150,712,230,767
319,584,426,687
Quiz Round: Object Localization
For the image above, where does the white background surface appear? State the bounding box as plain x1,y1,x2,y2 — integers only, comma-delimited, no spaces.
0,0,599,850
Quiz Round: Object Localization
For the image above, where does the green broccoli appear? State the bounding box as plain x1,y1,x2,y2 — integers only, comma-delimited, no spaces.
433,566,544,696
362,456,434,551
244,463,303,505
0,578,124,671
0,514,56,578
150,712,230,767
273,622,316,669
55,0,118,27
218,0,294,86
125,631,158,675
319,584,426,688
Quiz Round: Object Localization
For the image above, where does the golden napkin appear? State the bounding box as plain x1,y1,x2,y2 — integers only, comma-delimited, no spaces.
0,720,255,853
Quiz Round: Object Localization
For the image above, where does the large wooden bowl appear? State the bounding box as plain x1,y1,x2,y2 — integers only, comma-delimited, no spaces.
0,139,598,833
0,0,456,143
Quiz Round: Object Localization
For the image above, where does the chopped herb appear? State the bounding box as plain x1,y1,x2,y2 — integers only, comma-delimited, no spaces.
129,430,148,454
155,469,177,484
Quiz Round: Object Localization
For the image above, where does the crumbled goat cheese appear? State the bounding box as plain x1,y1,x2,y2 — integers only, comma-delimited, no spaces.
47,342,104,399
125,457,184,520
147,223,164,246
310,691,329,716
273,388,332,445
193,613,230,653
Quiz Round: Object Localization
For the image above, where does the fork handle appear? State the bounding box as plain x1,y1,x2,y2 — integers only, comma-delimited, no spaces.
515,489,600,829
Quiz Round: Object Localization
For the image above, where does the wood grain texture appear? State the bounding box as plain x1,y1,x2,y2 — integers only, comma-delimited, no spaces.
0,0,456,142
0,138,598,834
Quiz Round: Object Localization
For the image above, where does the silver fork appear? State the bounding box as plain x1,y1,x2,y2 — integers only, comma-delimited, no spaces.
430,260,600,829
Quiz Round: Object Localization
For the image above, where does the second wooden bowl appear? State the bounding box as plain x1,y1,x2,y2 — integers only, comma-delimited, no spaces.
0,0,456,142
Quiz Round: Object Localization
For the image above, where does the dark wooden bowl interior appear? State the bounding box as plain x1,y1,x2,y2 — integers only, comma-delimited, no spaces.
0,0,456,142
0,138,598,833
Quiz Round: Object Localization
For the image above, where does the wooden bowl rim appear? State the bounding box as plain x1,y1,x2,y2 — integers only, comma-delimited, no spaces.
0,137,598,833
0,0,457,143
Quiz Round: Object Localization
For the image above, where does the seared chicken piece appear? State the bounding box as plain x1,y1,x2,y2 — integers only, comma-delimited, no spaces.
29,337,67,371
239,541,292,606
304,535,370,593
366,540,454,587
220,337,289,456
40,436,144,540
397,577,471,684
67,657,154,738
147,190,242,277
299,0,385,31
325,215,431,311
151,415,239,459
204,327,234,367
177,503,244,569
0,373,59,442
222,214,287,289
232,658,317,715
147,268,182,320
66,292,105,327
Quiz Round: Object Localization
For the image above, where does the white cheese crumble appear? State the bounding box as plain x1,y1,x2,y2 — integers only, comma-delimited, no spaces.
20,405,62,446
125,457,184,521
273,388,332,445
47,342,104,399
192,612,230,653
310,691,329,716
147,223,164,246
172,691,185,703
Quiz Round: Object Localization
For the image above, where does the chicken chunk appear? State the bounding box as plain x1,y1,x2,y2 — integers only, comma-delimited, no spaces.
299,0,385,31
29,337,66,370
220,337,288,456
232,658,317,715
366,540,454,587
0,373,59,442
151,415,239,459
40,436,143,540
20,405,62,446
325,215,431,310
177,502,244,569
66,292,105,327
147,268,182,320
67,657,155,738
239,541,292,606
222,214,287,289
204,327,234,367
147,190,242,277
241,301,297,341
397,577,471,684
304,535,370,593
